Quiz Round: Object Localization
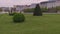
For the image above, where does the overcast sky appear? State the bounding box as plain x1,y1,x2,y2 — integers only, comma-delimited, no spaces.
0,0,48,7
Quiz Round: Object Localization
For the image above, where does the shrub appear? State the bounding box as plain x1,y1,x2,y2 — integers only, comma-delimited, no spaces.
24,8,34,13
24,8,47,13
9,12,16,16
13,13,25,22
33,4,42,16
41,8,48,12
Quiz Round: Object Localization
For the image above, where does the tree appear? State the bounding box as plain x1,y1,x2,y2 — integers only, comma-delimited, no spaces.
9,8,16,16
33,4,42,16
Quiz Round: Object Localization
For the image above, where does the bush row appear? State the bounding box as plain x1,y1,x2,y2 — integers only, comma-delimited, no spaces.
23,8,48,13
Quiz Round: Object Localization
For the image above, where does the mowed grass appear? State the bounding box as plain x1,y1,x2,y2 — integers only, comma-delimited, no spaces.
0,14,60,34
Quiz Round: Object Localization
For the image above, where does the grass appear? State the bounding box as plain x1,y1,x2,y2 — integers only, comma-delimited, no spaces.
0,14,60,34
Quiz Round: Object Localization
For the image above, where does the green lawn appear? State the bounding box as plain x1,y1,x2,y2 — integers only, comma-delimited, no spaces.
0,14,60,34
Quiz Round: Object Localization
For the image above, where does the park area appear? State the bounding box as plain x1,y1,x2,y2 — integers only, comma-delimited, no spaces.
0,14,60,34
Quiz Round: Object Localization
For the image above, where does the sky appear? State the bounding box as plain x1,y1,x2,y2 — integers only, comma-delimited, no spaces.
0,0,48,7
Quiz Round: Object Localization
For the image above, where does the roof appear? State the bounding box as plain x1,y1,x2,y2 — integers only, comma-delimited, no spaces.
40,1,56,4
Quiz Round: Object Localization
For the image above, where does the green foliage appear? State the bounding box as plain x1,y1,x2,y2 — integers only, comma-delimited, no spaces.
9,13,13,16
33,4,42,16
9,12,16,16
49,6,60,11
56,6,60,11
41,8,48,12
24,8,34,13
13,13,25,22
24,7,48,13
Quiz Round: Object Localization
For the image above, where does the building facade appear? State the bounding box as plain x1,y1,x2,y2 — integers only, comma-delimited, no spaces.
40,0,60,8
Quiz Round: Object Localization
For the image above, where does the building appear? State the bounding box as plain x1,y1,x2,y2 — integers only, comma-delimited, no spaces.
40,0,60,8
40,0,60,13
15,5,28,10
0,7,11,13
40,1,55,8
28,3,37,8
13,4,37,11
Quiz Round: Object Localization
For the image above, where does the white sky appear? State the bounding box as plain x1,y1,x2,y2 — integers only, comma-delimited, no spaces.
0,0,48,7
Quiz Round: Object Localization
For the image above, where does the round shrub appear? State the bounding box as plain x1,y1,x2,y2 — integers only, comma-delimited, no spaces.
13,13,25,22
